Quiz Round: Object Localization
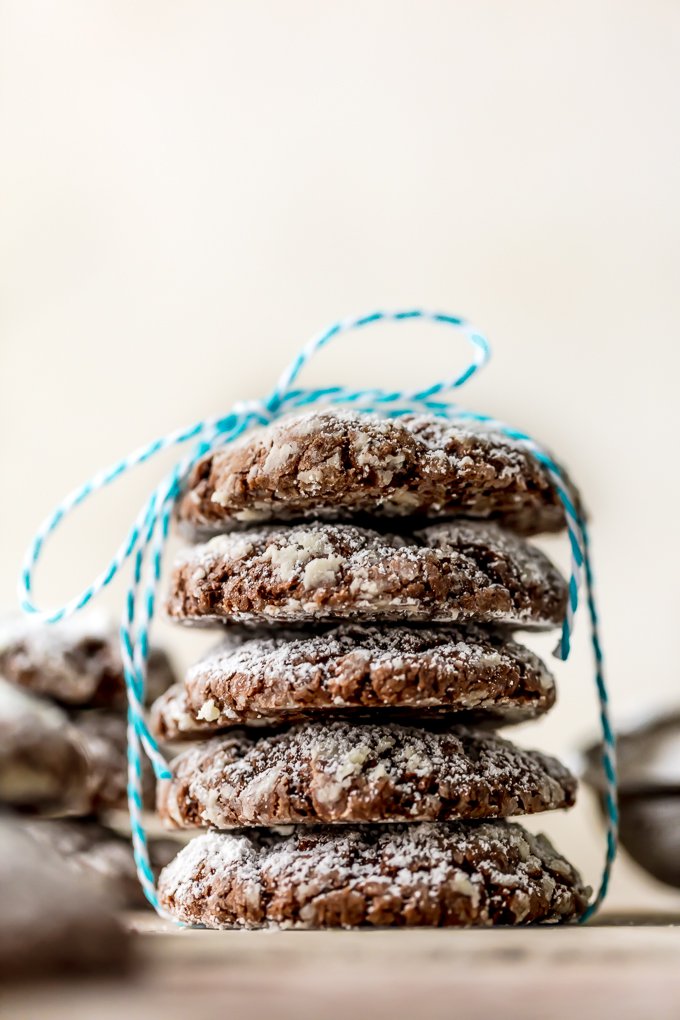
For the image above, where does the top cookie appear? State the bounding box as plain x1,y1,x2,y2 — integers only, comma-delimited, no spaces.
0,612,175,709
177,410,577,538
167,520,566,628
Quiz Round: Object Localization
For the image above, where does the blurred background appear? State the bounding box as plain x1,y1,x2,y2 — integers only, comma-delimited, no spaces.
1,1,679,913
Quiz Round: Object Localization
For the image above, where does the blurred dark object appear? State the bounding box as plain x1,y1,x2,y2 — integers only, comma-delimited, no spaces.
71,710,156,813
0,817,132,982
583,710,680,888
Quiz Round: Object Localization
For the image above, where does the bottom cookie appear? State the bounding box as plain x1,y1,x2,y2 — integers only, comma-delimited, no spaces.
158,821,590,929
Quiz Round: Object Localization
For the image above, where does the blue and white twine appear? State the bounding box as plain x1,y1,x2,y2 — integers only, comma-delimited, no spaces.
18,309,617,922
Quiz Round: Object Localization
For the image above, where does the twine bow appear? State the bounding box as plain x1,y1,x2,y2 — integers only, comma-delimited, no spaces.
18,309,617,921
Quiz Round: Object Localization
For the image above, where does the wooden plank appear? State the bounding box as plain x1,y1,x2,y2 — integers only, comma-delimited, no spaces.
3,918,680,1020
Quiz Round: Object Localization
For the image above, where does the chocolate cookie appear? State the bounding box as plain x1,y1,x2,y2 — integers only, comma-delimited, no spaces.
151,682,278,742
23,819,178,908
177,409,577,538
167,521,566,628
158,721,576,829
583,710,680,795
582,711,680,889
0,819,131,980
152,682,470,743
150,683,231,741
0,677,89,814
158,821,590,928
73,710,155,813
150,624,555,741
0,612,175,708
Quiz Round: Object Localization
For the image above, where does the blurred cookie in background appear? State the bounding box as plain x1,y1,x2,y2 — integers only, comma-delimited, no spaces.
0,817,131,981
0,678,89,814
582,709,680,888
23,818,178,909
0,614,180,913
0,611,175,709
0,679,157,817
72,710,156,813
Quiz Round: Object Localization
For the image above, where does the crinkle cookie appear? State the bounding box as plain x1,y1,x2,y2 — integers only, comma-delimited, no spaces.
0,611,175,708
149,624,555,740
72,710,155,813
177,409,579,538
23,819,178,909
158,821,590,929
150,682,278,742
166,521,566,628
157,721,576,829
581,710,680,890
0,819,131,981
0,677,89,814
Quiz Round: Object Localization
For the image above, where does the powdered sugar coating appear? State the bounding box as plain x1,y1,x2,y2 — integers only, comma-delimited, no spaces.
158,821,590,928
166,521,566,627
157,721,576,829
150,683,279,740
150,624,555,740
177,409,578,538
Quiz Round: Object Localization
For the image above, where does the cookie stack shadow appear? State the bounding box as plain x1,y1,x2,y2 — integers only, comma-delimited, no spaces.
151,409,591,929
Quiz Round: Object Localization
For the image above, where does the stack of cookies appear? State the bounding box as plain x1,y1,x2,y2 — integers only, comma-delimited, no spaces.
152,410,591,928
0,612,177,908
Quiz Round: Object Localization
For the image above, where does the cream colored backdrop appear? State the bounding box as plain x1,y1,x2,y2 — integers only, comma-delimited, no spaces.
1,1,679,910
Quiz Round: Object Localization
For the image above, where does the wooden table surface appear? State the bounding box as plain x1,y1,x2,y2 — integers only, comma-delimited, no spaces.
3,913,680,1020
